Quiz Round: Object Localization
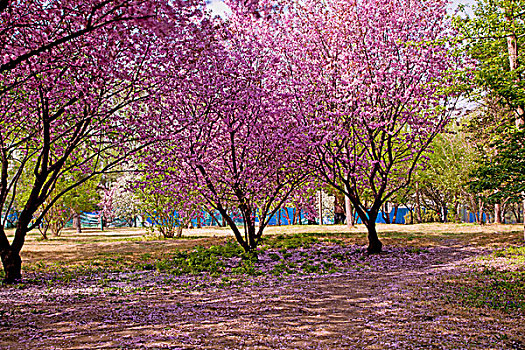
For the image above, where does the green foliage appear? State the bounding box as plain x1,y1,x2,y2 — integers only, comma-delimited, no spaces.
420,132,478,197
24,234,346,282
11,150,101,239
136,188,179,238
301,262,320,274
231,259,263,276
444,247,525,312
31,171,100,238
469,128,525,202
60,175,101,215
455,1,525,208
420,210,441,223
455,0,525,112
415,129,479,221
269,262,295,276
491,246,525,261
268,252,281,261
134,175,201,238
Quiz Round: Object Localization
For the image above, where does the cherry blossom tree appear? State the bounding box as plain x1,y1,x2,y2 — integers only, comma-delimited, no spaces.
141,25,313,252
103,174,141,228
232,0,462,253
0,0,203,282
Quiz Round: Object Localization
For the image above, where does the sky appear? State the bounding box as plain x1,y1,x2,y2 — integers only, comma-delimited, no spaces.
449,0,476,15
206,0,230,17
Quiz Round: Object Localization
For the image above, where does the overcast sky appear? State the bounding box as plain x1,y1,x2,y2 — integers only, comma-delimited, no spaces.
449,0,476,15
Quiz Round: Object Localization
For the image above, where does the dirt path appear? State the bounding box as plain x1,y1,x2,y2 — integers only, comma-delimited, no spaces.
1,241,523,349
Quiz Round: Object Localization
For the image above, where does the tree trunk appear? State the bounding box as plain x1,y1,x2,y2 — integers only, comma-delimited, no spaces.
1,247,22,283
293,208,301,225
453,202,459,222
1,202,42,282
494,203,502,224
217,205,250,251
277,208,281,226
381,202,391,223
506,11,525,236
353,205,382,254
39,224,49,240
501,202,508,224
345,196,354,228
506,14,525,127
209,211,221,226
284,208,291,225
318,191,323,225
441,202,448,223
415,183,422,224
73,212,82,233
523,199,525,241
364,221,382,254
244,209,258,251
477,198,484,224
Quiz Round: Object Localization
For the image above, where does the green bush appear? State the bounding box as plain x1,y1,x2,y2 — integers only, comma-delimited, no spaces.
421,210,441,223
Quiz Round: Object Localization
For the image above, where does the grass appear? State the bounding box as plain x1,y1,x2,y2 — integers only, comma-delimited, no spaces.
490,246,525,262
22,234,346,280
442,246,525,312
444,268,525,311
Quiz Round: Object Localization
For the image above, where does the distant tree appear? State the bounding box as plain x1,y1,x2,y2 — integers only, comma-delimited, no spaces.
136,180,200,239
416,130,479,223
456,0,525,232
103,174,141,228
470,127,525,230
455,0,525,127
36,174,100,238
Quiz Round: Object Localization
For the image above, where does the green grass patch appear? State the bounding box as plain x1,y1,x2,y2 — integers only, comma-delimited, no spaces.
262,234,319,249
21,234,350,282
447,268,525,311
442,247,525,312
490,246,525,262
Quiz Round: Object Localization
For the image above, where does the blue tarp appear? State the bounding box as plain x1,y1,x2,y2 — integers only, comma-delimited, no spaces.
353,208,409,225
9,206,504,229
468,212,488,223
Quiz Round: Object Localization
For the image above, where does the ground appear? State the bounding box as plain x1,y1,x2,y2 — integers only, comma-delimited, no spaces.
0,223,524,349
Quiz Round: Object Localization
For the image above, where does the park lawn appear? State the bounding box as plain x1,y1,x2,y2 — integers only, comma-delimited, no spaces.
0,223,524,349
13,222,523,268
